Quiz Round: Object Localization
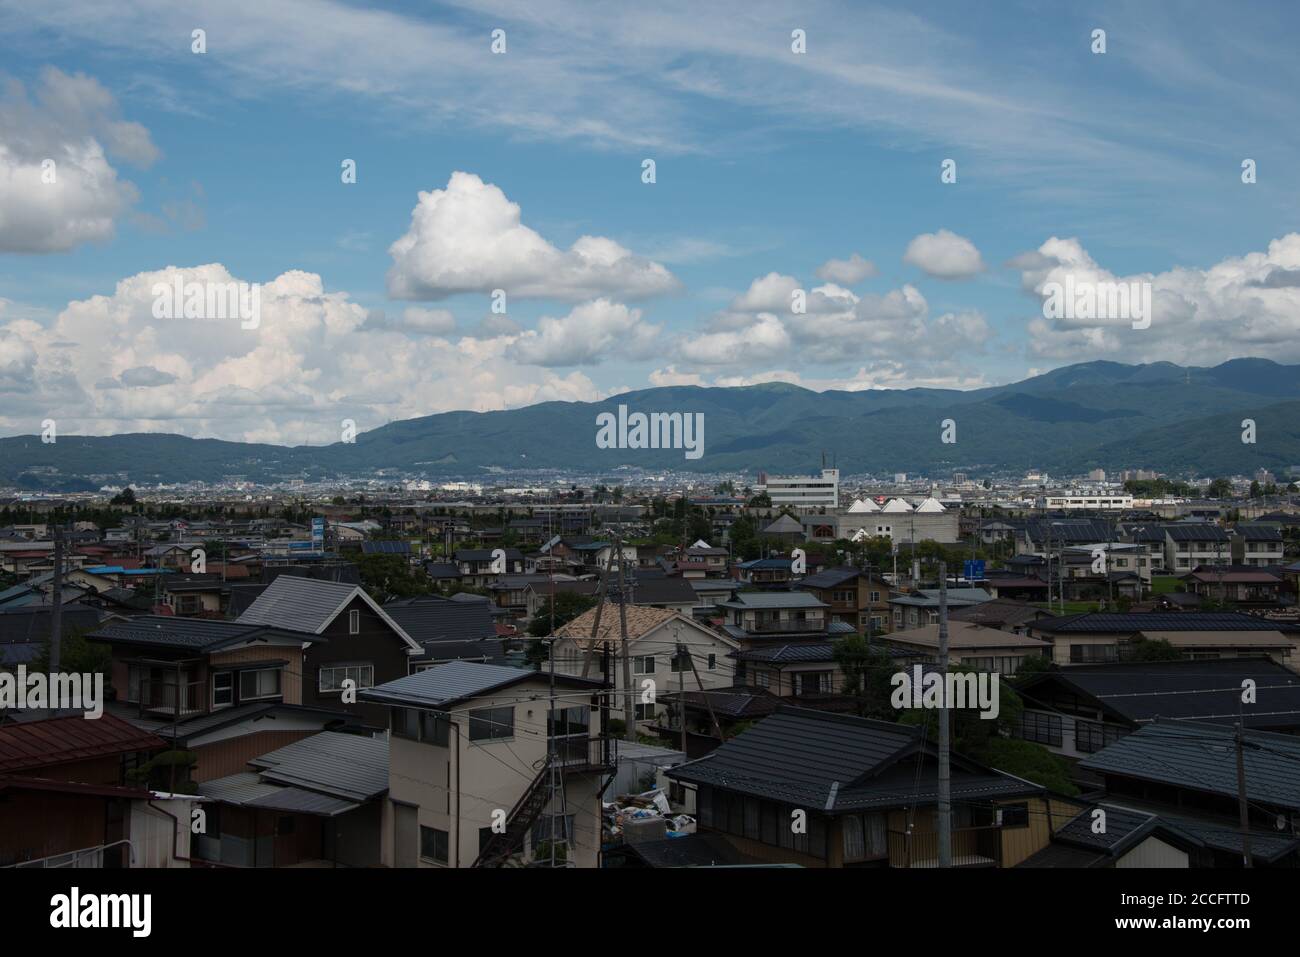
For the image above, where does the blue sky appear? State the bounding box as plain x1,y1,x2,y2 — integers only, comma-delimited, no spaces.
1,0,1298,443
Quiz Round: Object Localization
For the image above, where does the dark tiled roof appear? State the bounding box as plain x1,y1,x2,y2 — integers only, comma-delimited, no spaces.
1165,524,1230,542
1018,658,1300,729
423,562,461,579
88,616,281,652
734,642,837,663
796,567,862,589
1079,719,1300,811
384,595,495,643
1029,612,1284,634
454,548,524,562
667,707,1041,812
1234,524,1284,541
362,540,411,555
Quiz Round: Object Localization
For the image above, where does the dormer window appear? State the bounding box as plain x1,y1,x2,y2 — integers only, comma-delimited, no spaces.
349,609,360,634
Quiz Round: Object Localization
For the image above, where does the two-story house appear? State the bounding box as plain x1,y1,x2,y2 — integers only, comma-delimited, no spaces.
796,566,893,636
1231,524,1285,567
1164,524,1230,573
453,548,525,587
237,575,424,727
361,661,612,867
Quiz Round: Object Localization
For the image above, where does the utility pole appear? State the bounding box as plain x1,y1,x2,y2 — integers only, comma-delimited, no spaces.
614,536,636,744
49,523,63,677
937,561,952,868
1235,698,1253,868
675,630,687,755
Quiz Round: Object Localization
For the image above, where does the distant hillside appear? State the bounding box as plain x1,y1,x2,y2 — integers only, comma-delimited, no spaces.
3,359,1300,489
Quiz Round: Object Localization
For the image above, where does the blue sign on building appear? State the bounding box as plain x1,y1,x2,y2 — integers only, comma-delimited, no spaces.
963,559,986,582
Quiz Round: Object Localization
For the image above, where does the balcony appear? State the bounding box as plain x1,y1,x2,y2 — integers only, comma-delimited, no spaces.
740,617,826,635
887,826,1002,868
550,733,616,772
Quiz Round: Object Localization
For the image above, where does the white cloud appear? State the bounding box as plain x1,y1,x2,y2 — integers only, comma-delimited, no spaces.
387,171,678,301
507,299,660,367
816,253,877,285
0,264,629,442
1019,233,1300,364
0,67,157,253
903,229,985,280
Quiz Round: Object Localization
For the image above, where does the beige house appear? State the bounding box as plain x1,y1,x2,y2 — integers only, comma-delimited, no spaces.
362,661,612,868
887,620,1052,674
551,603,740,731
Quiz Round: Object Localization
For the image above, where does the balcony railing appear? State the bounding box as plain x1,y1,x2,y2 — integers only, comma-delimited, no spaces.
741,618,826,634
887,826,1002,868
550,733,616,771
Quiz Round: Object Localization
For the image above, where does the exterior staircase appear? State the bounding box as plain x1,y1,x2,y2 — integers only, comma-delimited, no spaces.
472,758,554,868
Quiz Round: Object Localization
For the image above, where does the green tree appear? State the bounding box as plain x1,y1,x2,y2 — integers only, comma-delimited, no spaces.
1124,636,1183,661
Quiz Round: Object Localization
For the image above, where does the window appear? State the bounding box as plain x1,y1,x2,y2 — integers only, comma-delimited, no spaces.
753,670,771,689
468,706,515,742
707,654,716,670
239,668,281,701
420,710,450,746
633,655,655,675
1075,719,1125,754
419,826,448,864
793,671,832,696
349,609,361,634
212,671,233,708
126,664,143,703
670,652,688,674
1018,711,1062,747
999,803,1030,827
392,707,418,740
634,702,656,721
869,590,881,603
319,663,374,693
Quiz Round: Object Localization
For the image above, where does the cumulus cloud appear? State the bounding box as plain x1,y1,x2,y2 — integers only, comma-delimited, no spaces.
362,306,457,335
1018,233,1300,363
0,67,157,253
816,253,877,285
903,229,985,280
681,271,990,369
386,171,678,301
0,264,630,443
507,299,661,367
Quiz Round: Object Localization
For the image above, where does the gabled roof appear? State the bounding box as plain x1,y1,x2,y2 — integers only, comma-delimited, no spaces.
1080,719,1300,812
1165,524,1230,542
360,660,600,709
0,713,166,773
667,707,1042,812
880,498,913,513
237,575,421,654
454,548,524,561
915,497,945,513
734,642,837,663
1233,524,1284,541
846,498,880,513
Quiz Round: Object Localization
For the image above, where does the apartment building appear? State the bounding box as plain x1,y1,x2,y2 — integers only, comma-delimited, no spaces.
756,468,840,509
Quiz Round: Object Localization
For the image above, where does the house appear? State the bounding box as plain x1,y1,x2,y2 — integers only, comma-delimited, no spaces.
1164,524,1231,572
488,573,578,619
665,707,1061,868
195,731,388,867
237,575,424,726
552,603,739,730
1024,611,1300,666
524,575,696,622
1013,658,1300,762
1018,803,1207,868
160,574,227,617
1078,720,1300,866
888,587,992,631
886,620,1051,674
422,561,462,591
453,548,525,587
1231,524,1285,567
796,566,893,636
683,545,730,577
360,661,612,867
0,712,205,868
717,591,855,647
1184,566,1283,606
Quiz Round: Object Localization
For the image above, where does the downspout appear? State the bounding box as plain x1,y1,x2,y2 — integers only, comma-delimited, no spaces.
450,717,463,867
147,797,197,866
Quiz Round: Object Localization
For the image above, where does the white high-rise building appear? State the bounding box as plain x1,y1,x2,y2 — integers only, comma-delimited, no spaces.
757,468,840,508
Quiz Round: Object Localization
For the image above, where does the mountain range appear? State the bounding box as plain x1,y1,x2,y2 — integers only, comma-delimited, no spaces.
4,359,1300,491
